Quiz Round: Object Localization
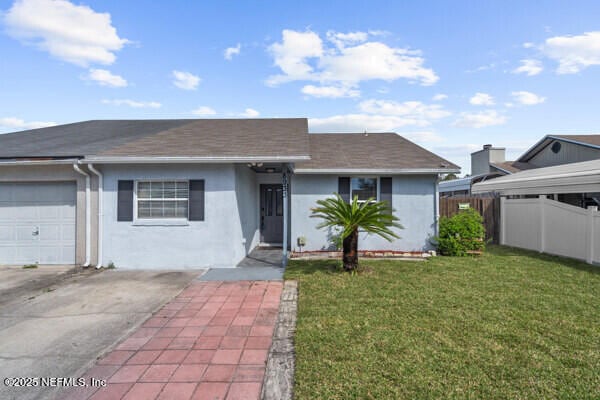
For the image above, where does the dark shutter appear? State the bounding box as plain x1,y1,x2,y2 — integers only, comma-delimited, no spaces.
338,177,350,203
117,180,134,221
380,177,393,217
189,180,205,221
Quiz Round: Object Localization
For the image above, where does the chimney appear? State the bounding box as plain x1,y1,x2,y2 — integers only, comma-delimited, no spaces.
471,144,506,176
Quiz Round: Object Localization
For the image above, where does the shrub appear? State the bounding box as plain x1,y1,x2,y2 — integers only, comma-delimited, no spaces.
437,208,485,256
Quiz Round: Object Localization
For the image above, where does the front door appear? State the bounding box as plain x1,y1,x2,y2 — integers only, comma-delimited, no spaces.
260,184,283,243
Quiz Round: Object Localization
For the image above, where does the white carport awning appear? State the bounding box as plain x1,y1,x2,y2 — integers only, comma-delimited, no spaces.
472,159,600,195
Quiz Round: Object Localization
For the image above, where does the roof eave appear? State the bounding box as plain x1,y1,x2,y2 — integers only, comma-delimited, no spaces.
80,155,311,164
517,134,600,162
0,158,81,166
293,167,460,174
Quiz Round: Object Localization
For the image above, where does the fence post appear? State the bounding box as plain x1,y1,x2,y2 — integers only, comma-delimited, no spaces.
538,195,546,253
587,206,598,264
500,196,506,245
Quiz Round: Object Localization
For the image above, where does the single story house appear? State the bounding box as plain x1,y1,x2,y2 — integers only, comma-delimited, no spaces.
0,119,458,269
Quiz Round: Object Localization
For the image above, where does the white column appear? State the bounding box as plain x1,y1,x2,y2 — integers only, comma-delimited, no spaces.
539,195,546,253
500,196,506,245
586,206,598,264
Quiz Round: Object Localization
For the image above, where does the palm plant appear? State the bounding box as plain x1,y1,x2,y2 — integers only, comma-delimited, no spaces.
311,194,403,271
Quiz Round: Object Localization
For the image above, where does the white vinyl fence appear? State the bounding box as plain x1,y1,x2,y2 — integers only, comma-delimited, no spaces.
500,196,599,264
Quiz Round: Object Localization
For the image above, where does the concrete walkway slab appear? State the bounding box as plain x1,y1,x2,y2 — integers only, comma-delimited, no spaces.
236,248,283,268
199,267,283,281
67,281,283,400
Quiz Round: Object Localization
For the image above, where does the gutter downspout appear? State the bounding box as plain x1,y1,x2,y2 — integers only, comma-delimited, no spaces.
73,163,91,267
88,164,103,268
434,175,440,237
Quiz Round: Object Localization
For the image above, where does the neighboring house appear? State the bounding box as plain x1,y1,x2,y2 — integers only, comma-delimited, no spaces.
440,135,600,198
0,119,458,268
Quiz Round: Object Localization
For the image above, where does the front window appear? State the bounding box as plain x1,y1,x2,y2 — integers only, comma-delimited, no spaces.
136,181,189,219
351,178,377,202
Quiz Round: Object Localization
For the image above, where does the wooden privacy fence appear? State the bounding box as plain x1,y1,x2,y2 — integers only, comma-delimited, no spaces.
501,196,599,264
439,197,500,243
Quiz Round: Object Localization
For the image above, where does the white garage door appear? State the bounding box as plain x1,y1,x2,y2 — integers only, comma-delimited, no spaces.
0,182,76,265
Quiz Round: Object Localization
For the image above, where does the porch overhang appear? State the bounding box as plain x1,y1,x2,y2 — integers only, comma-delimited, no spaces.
472,159,600,195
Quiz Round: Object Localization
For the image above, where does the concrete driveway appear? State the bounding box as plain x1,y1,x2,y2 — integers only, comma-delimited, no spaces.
0,266,203,400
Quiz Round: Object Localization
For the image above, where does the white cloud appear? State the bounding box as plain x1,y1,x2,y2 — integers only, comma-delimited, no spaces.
523,42,535,49
308,98,451,132
172,70,200,90
433,143,481,157
224,43,241,60
0,117,56,131
469,92,495,106
401,131,444,143
466,63,496,73
240,108,260,117
87,69,127,87
309,114,426,132
267,30,323,84
432,93,447,101
542,31,600,73
358,99,451,121
101,99,161,108
511,91,546,105
512,59,543,76
325,30,369,48
453,110,506,128
266,29,438,91
3,0,127,67
191,106,217,116
301,84,359,98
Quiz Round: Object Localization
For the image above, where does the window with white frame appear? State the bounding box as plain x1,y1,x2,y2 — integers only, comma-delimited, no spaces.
136,181,189,219
351,177,377,202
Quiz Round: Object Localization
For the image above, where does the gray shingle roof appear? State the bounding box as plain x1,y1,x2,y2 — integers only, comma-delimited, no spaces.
490,161,534,174
0,120,458,172
294,133,459,172
0,119,310,160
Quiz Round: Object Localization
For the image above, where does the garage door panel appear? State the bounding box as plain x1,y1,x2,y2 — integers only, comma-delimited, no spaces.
16,226,37,241
39,205,61,220
14,205,39,220
0,226,14,240
0,182,76,265
0,204,16,220
15,246,40,264
39,246,62,264
62,225,76,241
39,224,61,241
0,246,15,261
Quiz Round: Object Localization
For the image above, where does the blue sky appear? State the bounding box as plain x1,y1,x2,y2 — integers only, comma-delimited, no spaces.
1,0,600,173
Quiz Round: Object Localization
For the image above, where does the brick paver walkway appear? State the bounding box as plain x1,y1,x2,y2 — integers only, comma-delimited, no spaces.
67,281,283,400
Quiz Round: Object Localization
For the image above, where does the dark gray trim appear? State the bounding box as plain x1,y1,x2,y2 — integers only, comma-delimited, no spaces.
338,177,350,202
380,177,392,216
189,180,205,221
117,180,134,221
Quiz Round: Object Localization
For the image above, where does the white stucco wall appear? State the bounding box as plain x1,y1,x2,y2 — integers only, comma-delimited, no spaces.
102,164,248,269
290,174,437,252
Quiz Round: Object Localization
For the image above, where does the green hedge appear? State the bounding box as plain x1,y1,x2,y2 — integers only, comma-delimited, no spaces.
437,208,485,256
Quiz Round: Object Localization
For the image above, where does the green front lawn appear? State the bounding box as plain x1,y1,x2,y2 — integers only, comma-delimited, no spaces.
284,246,600,399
